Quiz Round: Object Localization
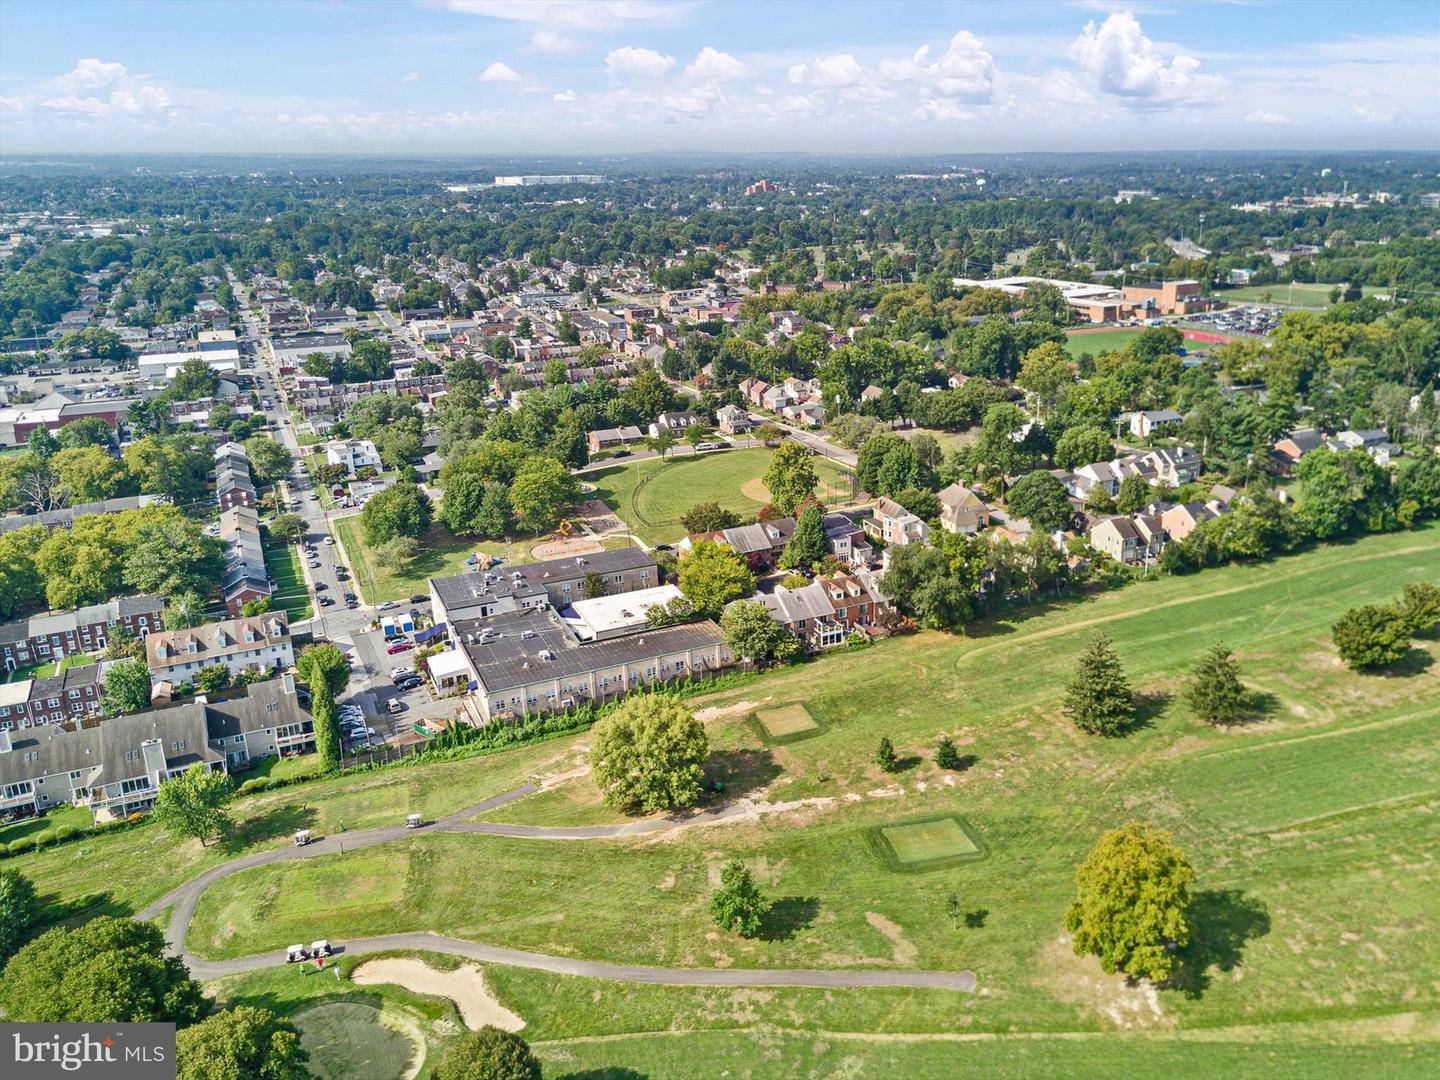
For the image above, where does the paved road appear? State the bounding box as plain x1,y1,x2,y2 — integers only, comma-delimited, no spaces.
138,782,976,993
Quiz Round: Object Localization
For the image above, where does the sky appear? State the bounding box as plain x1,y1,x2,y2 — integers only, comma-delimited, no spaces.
1,0,1438,155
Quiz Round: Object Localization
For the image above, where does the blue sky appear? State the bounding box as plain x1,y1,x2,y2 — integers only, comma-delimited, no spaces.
1,1,1437,154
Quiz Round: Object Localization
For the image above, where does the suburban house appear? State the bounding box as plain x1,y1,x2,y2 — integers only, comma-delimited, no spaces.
1130,409,1185,439
822,512,874,566
782,401,827,428
715,405,754,435
1330,428,1400,465
214,441,256,511
1066,461,1122,499
678,518,796,569
936,484,991,534
145,612,293,686
739,377,770,408
586,425,645,455
1063,446,1203,499
430,548,659,627
0,677,313,822
743,570,890,651
1159,501,1225,542
444,605,731,722
866,497,930,547
325,439,383,474
0,663,103,730
1272,429,1327,474
219,506,271,616
1,597,164,675
1088,514,1167,564
648,411,702,437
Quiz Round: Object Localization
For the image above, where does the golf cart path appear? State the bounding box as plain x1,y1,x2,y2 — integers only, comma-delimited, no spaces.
138,782,977,993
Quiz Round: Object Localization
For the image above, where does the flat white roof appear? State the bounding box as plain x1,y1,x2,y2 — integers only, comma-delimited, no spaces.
427,649,471,680
567,584,683,637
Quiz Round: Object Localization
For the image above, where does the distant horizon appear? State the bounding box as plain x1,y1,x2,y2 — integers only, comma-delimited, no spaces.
2,1,1437,155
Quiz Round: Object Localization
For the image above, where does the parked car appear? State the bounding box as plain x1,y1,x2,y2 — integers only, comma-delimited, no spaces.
386,641,414,655
695,442,722,451
322,536,335,545
314,583,327,592
386,699,406,715
318,596,334,607
379,601,399,610
390,666,412,679
409,595,429,605
395,677,421,692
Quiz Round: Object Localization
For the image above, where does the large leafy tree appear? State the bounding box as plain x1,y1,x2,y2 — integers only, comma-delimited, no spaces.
1064,822,1194,983
431,1027,540,1080
360,482,432,547
1332,604,1412,670
1114,475,1152,516
176,1006,309,1080
507,455,578,534
243,435,294,488
1006,471,1075,533
102,657,153,716
1054,425,1114,471
1017,340,1074,418
0,917,207,1025
779,503,828,570
164,589,207,630
719,601,802,664
1184,645,1247,724
0,867,40,960
1063,634,1134,736
297,643,349,771
123,516,225,599
153,763,234,847
763,441,818,515
591,694,708,814
681,501,741,534
1398,581,1440,637
51,445,132,502
678,539,756,618
709,859,772,937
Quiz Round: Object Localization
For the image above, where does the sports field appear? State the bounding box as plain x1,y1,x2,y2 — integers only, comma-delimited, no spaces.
1215,282,1387,309
588,447,857,545
1063,327,1235,359
9,526,1439,1075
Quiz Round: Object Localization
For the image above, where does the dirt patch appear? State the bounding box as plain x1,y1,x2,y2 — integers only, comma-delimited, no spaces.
573,499,625,534
1034,933,1172,1031
350,958,525,1032
865,912,918,965
529,536,605,561
694,698,769,723
740,478,772,503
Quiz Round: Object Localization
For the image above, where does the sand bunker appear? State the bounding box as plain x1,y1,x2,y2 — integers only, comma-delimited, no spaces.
350,957,525,1032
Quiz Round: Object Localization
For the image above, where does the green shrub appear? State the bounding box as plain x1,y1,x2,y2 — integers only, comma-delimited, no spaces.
54,826,77,841
7,838,36,856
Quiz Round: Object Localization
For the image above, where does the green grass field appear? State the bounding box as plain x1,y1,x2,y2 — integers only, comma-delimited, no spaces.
877,815,982,866
295,1001,417,1080
588,447,858,545
755,703,820,738
1062,328,1146,357
10,526,1440,1075
264,539,313,622
1215,283,1387,309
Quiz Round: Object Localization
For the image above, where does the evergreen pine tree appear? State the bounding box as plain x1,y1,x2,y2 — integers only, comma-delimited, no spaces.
1184,644,1247,724
877,736,898,771
1063,634,1134,736
935,736,962,770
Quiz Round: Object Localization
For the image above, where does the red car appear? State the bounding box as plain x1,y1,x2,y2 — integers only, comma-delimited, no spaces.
386,641,414,655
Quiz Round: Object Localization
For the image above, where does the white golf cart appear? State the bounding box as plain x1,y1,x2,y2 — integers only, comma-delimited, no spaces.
293,829,314,847
406,814,424,830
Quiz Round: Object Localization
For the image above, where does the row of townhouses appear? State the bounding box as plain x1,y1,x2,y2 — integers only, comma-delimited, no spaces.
0,597,164,676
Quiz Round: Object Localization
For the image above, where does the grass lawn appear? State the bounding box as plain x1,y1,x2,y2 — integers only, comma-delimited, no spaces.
0,804,92,845
1215,283,1387,309
264,539,313,622
588,447,858,545
2,652,95,684
180,527,1440,1056
876,815,982,866
334,519,641,606
1062,328,1146,358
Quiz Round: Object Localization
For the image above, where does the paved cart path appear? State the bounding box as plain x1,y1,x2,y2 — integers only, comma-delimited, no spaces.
137,782,976,993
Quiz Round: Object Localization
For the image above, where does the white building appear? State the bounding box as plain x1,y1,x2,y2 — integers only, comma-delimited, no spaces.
145,613,293,686
325,439,383,474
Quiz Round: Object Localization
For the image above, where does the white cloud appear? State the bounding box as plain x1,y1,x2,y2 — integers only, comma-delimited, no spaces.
401,72,421,83
478,61,522,83
1352,102,1394,124
552,89,578,102
530,30,581,55
684,47,746,80
1069,12,1224,106
437,1,687,31
1244,109,1289,125
61,58,129,89
925,31,996,102
789,53,866,88
914,98,973,122
605,46,676,79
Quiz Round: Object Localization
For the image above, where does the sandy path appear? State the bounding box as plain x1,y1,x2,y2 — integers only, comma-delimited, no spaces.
350,957,525,1032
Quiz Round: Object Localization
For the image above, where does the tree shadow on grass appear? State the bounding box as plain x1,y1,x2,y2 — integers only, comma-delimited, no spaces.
891,754,925,773
940,754,978,774
702,748,781,804
555,1071,649,1080
1374,648,1434,679
226,803,318,853
1168,888,1272,1000
757,896,820,942
1125,690,1169,733
37,889,127,928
